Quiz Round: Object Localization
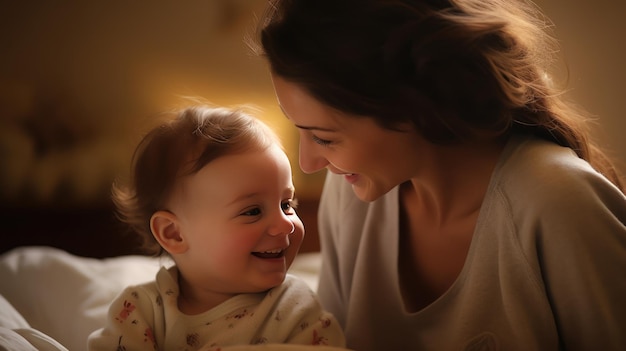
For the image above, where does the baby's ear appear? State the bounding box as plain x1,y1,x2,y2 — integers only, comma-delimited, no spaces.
151,210,188,254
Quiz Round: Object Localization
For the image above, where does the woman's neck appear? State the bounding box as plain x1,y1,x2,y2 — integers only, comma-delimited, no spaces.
404,138,506,226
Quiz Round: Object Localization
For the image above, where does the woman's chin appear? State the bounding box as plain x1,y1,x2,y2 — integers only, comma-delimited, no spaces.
351,183,390,203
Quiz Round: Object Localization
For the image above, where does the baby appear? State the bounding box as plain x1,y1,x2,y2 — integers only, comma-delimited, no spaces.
88,104,345,350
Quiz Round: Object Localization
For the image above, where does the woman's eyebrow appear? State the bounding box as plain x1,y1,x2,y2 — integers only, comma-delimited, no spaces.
279,104,336,132
294,124,335,132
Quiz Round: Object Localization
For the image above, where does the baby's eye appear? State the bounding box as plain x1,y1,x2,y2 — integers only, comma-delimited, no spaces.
241,207,261,216
282,198,298,214
311,134,332,147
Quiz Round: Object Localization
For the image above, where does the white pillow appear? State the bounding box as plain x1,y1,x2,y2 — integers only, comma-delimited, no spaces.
0,246,162,351
0,292,29,330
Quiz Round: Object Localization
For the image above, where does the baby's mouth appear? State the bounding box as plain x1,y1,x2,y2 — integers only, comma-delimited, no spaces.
252,249,285,259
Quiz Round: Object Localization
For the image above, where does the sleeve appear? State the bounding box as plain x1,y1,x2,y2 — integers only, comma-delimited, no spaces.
316,173,347,328
87,285,159,351
524,168,626,350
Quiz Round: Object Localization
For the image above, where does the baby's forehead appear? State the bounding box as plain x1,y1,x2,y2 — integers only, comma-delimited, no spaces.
187,143,289,177
173,146,294,201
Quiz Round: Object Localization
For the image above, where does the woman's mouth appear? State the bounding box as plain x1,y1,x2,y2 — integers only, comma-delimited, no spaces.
343,173,359,184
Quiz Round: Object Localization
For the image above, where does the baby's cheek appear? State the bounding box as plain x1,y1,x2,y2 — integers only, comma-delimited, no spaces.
292,216,305,242
218,234,258,257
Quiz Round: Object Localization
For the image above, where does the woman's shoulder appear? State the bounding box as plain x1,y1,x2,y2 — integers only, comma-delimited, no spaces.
491,135,626,227
495,135,622,202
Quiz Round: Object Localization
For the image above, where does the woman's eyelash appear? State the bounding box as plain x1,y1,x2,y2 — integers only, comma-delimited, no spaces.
312,134,332,146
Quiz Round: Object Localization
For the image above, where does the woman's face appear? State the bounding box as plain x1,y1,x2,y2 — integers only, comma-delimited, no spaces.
272,74,424,202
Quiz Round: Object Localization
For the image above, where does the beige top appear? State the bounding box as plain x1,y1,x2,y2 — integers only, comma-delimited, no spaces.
317,135,626,351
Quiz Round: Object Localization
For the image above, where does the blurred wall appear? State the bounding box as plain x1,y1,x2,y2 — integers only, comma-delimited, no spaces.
0,1,325,206
535,0,626,176
0,0,624,208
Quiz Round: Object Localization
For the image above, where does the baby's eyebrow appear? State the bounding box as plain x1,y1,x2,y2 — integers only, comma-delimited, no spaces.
227,192,261,206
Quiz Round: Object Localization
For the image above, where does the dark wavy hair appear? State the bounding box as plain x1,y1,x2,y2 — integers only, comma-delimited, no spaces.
251,0,623,191
113,104,281,255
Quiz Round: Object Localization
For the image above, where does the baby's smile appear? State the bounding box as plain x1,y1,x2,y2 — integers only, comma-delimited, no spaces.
251,249,285,259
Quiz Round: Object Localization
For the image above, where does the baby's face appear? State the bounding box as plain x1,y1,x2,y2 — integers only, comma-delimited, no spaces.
169,144,304,295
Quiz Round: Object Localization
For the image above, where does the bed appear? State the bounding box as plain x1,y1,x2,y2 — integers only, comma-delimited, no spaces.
0,196,339,351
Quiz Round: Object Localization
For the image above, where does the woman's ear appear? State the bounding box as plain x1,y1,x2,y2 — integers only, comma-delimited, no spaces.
150,210,188,255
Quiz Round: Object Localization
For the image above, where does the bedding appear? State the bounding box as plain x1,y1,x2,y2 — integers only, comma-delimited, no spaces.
0,246,334,351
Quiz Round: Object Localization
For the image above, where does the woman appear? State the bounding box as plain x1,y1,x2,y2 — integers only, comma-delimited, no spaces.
253,0,626,350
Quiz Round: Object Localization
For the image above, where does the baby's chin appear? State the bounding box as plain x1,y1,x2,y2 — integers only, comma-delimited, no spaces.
253,272,288,293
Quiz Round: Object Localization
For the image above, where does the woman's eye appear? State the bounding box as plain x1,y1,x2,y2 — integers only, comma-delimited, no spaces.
241,208,261,216
311,134,332,146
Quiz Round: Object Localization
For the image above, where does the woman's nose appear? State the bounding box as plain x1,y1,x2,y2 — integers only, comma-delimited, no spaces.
298,137,328,174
